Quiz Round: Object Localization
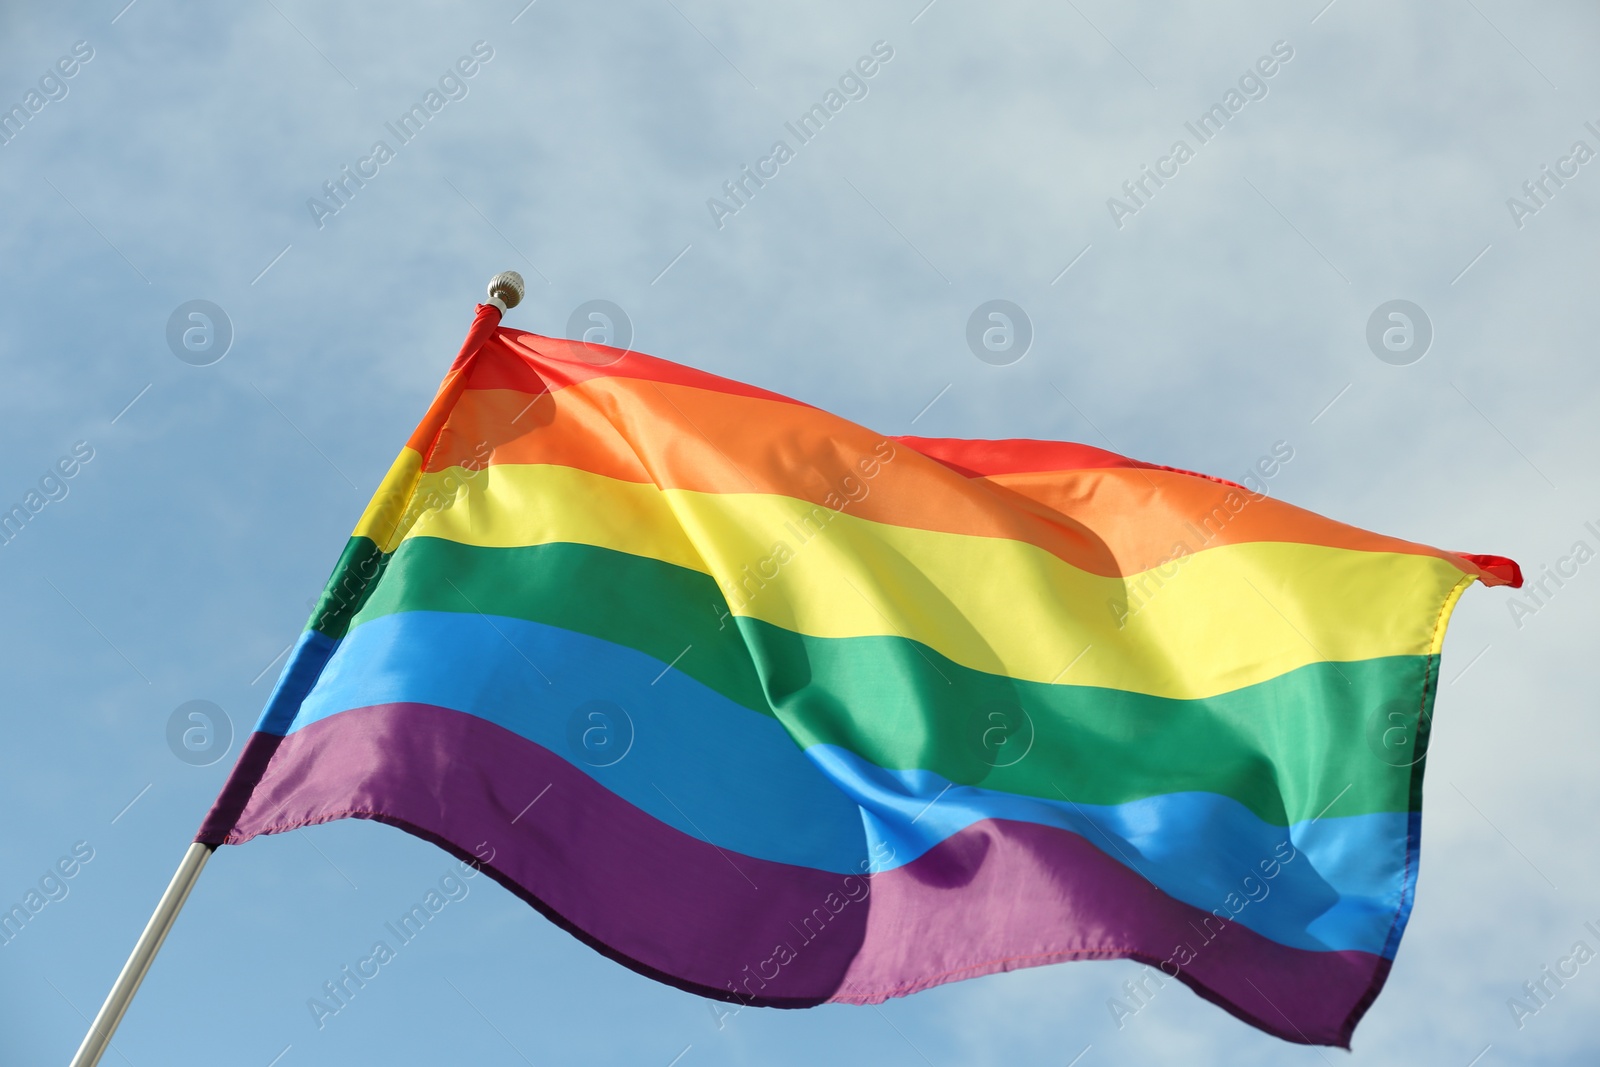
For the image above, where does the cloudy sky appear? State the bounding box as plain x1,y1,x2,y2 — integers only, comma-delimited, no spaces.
2,1,1597,1064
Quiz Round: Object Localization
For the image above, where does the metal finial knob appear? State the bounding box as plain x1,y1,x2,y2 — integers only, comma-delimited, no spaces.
487,271,525,311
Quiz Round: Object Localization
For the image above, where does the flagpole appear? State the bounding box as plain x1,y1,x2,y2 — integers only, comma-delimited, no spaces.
67,272,525,1067
485,269,525,314
68,843,213,1067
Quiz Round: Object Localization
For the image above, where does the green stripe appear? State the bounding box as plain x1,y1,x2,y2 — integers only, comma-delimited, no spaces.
348,536,1431,825
310,535,389,639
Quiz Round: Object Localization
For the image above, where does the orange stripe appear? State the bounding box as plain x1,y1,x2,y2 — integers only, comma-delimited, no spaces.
975,468,1475,575
420,377,1475,579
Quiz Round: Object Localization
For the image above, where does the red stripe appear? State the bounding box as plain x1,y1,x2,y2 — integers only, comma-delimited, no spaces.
895,435,1257,489
1456,553,1522,588
461,328,809,407
894,436,1156,477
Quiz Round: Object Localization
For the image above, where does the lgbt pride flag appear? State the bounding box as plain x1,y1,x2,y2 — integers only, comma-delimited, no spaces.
200,304,1519,1047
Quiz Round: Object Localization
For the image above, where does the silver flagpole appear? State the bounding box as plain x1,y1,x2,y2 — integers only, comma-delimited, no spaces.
485,270,525,313
68,273,525,1067
68,842,214,1067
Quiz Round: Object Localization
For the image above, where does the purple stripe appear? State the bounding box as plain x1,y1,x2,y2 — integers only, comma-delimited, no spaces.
201,704,1386,1046
828,819,1387,1048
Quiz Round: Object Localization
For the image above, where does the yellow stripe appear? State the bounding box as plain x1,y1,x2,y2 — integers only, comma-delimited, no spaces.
352,448,425,552
1430,573,1476,656
393,463,1471,699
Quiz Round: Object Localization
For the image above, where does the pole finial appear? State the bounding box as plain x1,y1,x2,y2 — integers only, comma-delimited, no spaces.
487,271,525,313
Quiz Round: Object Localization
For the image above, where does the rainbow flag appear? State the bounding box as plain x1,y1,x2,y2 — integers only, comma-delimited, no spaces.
200,304,1519,1047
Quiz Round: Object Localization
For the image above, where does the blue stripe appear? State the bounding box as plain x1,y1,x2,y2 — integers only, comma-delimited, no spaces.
806,745,1414,956
290,610,1412,955
295,611,869,871
256,628,337,734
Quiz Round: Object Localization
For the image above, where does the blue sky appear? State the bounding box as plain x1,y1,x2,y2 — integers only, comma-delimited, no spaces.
2,1,1597,1064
